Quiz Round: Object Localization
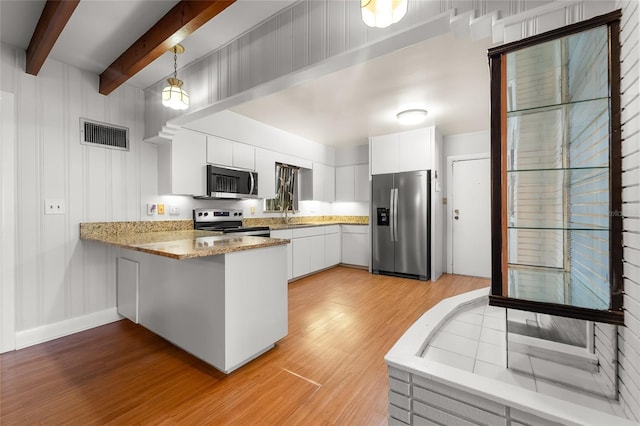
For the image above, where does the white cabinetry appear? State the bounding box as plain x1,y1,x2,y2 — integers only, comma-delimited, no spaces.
291,227,325,278
206,135,255,171
370,127,433,175
336,164,369,202
255,148,278,199
117,257,139,323
324,225,341,267
157,129,207,195
270,229,293,280
288,225,342,280
341,225,369,268
301,163,335,202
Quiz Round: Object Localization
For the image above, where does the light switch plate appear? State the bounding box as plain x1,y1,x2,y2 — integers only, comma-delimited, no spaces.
169,205,180,215
44,199,65,215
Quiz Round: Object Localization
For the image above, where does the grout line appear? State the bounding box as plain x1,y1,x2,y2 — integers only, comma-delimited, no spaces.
281,367,323,388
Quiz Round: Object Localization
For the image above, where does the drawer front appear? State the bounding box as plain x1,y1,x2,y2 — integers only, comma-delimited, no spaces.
341,224,368,234
324,225,340,234
271,229,292,239
292,226,324,238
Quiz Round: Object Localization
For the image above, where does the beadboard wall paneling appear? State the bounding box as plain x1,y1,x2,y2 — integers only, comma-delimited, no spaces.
1,91,16,352
618,0,640,421
144,0,572,140
1,42,154,333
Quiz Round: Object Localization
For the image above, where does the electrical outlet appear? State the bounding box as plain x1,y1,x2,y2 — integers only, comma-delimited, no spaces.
147,203,157,215
44,199,65,215
169,205,180,215
157,204,165,215
250,206,255,215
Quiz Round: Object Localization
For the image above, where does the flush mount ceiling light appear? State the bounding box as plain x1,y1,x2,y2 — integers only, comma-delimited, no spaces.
162,44,189,111
396,109,428,125
361,0,408,28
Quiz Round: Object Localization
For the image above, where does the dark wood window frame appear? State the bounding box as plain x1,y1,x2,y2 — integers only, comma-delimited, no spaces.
488,10,624,325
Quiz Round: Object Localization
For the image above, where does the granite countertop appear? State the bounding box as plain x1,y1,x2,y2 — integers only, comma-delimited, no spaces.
80,227,289,260
268,221,368,230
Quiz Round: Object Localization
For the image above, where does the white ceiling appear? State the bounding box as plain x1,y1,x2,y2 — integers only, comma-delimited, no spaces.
231,32,493,146
0,0,493,147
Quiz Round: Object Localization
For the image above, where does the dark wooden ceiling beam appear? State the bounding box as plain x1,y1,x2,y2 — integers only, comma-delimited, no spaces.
26,0,80,76
99,0,236,96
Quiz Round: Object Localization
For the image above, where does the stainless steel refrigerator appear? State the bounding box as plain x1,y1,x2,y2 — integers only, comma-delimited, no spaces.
371,170,430,281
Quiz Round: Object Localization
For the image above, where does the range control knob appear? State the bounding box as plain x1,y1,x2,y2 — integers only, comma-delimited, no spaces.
203,212,209,216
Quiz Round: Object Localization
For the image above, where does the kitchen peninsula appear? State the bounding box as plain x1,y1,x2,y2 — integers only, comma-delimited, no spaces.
80,220,289,374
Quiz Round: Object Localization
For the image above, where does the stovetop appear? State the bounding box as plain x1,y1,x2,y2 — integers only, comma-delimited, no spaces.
193,208,269,234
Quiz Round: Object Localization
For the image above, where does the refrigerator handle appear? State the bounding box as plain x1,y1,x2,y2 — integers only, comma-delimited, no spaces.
393,188,399,242
389,188,395,241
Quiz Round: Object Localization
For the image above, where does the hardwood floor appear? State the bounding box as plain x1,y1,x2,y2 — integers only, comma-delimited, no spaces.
0,267,488,425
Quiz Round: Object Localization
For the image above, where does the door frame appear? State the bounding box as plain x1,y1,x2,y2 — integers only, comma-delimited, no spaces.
446,153,490,274
1,90,16,353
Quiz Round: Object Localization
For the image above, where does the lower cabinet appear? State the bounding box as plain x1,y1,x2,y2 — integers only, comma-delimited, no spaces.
275,224,368,280
341,225,369,268
270,229,293,280
324,225,341,268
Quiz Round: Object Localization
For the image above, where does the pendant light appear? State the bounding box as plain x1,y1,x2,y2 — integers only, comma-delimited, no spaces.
162,44,189,110
361,0,408,29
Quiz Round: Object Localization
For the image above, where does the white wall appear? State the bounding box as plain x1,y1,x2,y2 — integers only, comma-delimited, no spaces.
0,43,156,339
1,91,16,352
617,0,640,421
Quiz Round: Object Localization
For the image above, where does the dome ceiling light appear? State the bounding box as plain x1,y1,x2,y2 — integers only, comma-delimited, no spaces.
396,109,428,125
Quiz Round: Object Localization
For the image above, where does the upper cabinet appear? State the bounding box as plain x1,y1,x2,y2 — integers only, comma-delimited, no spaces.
157,129,207,195
206,135,255,171
300,163,335,202
370,127,433,175
488,11,623,325
336,164,369,202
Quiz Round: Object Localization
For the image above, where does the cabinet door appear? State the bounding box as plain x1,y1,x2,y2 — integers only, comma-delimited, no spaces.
233,143,255,170
335,166,355,201
312,164,324,201
398,128,431,172
324,165,335,202
341,233,369,267
324,232,341,267
292,237,310,278
271,229,293,280
255,148,277,199
160,130,207,195
308,235,325,273
370,133,399,175
354,164,369,201
117,257,139,323
206,135,233,166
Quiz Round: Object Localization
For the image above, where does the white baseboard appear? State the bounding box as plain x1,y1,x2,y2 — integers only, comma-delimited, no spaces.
15,308,123,350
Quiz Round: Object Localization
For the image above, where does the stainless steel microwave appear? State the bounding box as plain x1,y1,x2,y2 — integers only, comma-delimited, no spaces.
199,165,259,199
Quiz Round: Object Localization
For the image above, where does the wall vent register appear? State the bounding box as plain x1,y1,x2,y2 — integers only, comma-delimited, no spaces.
80,118,129,151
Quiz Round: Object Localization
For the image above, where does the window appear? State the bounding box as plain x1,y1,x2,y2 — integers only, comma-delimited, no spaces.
264,163,299,212
488,11,623,325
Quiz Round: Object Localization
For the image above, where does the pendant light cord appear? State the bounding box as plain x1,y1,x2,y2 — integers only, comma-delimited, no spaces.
173,46,178,79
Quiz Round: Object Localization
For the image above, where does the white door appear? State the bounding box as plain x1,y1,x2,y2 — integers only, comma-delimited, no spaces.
451,158,491,278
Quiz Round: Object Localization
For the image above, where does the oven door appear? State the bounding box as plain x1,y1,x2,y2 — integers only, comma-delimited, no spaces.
222,227,270,237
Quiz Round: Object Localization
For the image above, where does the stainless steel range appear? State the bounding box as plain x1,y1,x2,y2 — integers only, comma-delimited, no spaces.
193,208,270,237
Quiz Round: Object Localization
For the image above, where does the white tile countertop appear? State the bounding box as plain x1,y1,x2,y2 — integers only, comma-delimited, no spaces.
385,288,639,426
